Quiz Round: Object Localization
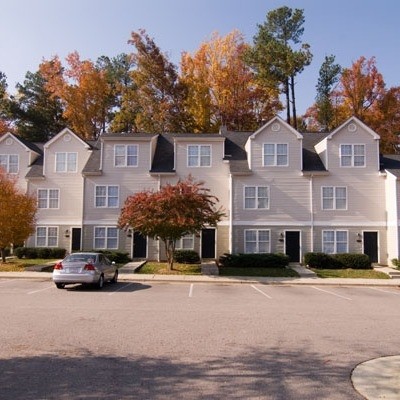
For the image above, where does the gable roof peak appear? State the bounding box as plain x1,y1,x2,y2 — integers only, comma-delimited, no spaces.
326,116,380,140
249,115,303,140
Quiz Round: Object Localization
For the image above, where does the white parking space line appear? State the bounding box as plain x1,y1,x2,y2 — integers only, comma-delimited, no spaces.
108,282,135,295
189,283,194,298
311,286,352,300
27,285,54,295
251,285,272,299
367,287,400,296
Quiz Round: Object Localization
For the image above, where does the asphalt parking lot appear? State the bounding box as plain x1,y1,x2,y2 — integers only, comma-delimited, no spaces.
1,278,399,399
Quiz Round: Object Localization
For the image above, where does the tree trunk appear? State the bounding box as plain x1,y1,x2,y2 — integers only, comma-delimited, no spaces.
164,239,175,271
284,78,291,125
290,75,297,130
1,248,5,263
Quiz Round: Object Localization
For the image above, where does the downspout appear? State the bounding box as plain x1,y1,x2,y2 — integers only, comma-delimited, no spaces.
229,174,233,254
309,175,314,252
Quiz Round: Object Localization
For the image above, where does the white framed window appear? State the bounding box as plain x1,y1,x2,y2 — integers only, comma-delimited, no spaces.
0,154,19,173
263,143,288,166
244,186,269,209
340,144,365,167
55,152,77,172
244,229,270,254
322,230,348,254
322,187,347,210
94,226,118,249
38,189,59,209
187,145,211,167
95,185,119,208
175,234,194,250
114,144,138,167
36,226,58,247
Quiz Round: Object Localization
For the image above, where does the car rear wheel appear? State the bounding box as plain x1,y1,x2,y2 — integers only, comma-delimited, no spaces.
55,283,65,289
96,274,104,290
111,270,118,283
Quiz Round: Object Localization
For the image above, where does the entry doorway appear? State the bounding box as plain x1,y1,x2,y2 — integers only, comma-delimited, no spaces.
285,231,301,263
133,231,147,258
363,232,378,263
201,229,216,259
71,228,81,252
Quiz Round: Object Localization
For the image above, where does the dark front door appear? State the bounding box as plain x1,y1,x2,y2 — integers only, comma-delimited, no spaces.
133,232,147,258
71,228,81,251
201,229,215,259
363,232,378,263
285,231,300,263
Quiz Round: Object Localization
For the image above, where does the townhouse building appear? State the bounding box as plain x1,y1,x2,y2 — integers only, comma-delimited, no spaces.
1,116,399,265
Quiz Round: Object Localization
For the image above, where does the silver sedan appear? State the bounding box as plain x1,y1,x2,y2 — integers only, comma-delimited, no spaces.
52,252,118,289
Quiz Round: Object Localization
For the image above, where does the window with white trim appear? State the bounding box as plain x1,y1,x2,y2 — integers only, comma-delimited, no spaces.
38,189,59,209
114,144,138,167
244,186,269,209
322,230,348,254
187,145,211,167
175,234,194,250
322,187,347,210
244,229,270,253
340,144,365,167
36,226,58,247
55,152,77,172
263,143,288,166
95,185,119,208
94,226,118,249
0,154,19,173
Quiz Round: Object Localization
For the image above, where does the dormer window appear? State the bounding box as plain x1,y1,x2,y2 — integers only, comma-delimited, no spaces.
0,154,19,173
114,144,138,167
55,152,77,172
340,144,365,167
188,145,211,167
263,143,288,166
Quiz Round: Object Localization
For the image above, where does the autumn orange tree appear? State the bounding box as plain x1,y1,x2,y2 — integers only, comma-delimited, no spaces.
118,176,224,270
181,30,280,132
0,169,37,262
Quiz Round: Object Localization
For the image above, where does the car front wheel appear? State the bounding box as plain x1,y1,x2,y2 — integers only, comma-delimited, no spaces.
96,274,104,290
111,270,118,284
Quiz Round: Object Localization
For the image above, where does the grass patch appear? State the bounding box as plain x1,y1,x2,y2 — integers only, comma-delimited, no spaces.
137,262,202,275
0,258,58,272
311,268,390,279
219,267,299,277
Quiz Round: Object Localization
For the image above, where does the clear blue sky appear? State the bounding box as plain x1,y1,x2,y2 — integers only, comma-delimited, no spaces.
1,0,399,115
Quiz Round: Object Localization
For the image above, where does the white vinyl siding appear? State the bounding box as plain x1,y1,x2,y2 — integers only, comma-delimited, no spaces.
38,189,59,209
244,186,269,209
322,230,348,254
94,226,118,249
263,143,288,166
55,152,77,172
187,145,211,167
244,229,270,253
114,144,138,167
36,226,58,247
95,185,119,208
175,234,194,250
322,187,347,210
340,144,365,167
0,154,19,173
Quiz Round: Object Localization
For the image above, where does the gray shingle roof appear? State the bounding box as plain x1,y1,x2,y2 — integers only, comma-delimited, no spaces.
380,154,400,177
302,132,329,172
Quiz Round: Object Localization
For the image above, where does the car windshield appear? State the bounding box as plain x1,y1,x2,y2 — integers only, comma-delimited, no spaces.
65,254,96,263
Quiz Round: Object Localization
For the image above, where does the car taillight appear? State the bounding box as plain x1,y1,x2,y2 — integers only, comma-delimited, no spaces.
84,264,95,271
54,262,63,270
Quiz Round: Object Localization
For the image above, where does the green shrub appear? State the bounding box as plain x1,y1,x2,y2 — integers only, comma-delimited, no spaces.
25,248,38,259
37,247,52,259
219,253,289,268
304,252,371,269
14,247,27,259
174,250,200,264
94,250,131,264
50,248,67,259
392,258,400,268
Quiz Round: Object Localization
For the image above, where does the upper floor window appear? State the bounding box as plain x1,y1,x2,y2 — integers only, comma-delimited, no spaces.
94,226,118,249
36,226,58,247
188,145,211,167
340,144,365,167
0,154,19,173
244,229,270,254
263,143,288,166
38,189,60,209
322,230,348,254
95,185,119,208
244,186,269,209
322,187,347,210
175,234,194,250
114,144,138,167
55,152,77,172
